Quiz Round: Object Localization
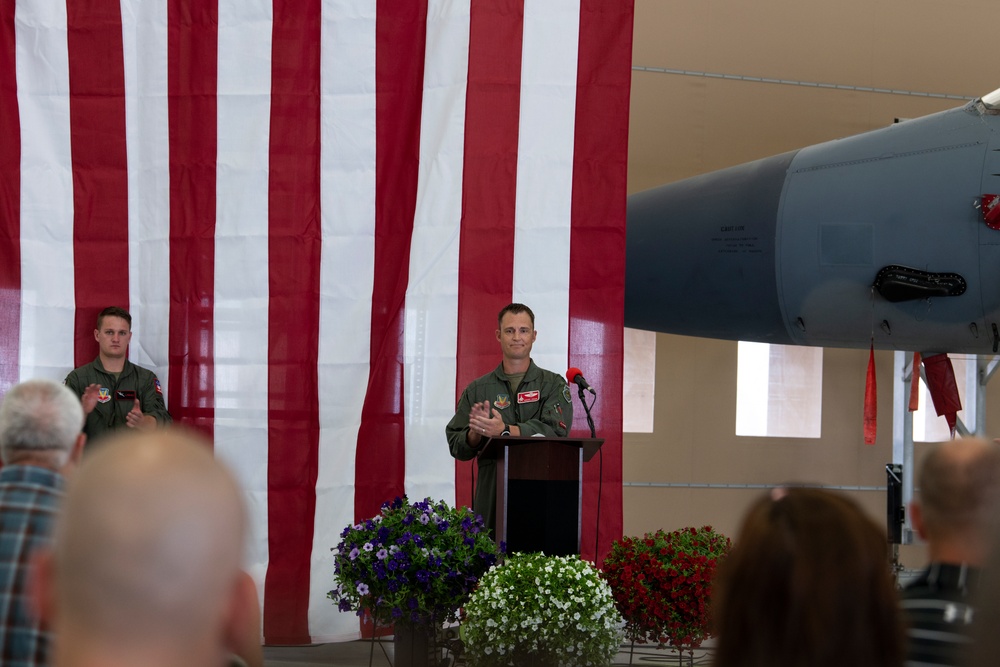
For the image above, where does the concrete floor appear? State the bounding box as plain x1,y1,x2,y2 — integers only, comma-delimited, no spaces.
262,639,715,666
263,640,394,666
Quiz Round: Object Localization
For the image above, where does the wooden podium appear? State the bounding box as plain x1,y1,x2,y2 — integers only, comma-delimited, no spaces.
478,436,604,555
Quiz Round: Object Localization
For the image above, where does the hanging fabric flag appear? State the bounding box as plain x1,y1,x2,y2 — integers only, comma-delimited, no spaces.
908,351,921,412
863,342,877,445
921,352,962,436
0,0,634,645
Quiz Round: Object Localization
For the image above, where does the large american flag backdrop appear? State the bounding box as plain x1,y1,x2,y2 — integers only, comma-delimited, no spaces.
0,0,632,644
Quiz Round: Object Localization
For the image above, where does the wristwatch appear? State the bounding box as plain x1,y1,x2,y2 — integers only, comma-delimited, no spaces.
500,428,511,437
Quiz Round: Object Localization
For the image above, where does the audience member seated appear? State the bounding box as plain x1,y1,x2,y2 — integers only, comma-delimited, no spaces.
965,439,1000,667
29,427,262,667
900,437,1000,667
0,379,85,666
712,486,905,667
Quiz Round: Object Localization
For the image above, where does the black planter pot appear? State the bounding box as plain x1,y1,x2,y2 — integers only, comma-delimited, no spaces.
516,654,559,667
393,624,438,667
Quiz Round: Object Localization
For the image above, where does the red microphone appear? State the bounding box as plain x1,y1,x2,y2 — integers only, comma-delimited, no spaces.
565,367,596,395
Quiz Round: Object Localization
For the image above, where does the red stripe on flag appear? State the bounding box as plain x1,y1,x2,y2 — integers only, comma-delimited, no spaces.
167,0,217,437
0,3,20,394
264,0,322,644
570,0,632,563
352,1,428,524
67,0,130,364
453,0,524,510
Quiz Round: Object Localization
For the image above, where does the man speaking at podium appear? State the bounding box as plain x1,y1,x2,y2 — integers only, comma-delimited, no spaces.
446,303,573,535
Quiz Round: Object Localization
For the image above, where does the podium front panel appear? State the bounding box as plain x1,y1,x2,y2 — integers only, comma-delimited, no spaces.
505,478,580,555
497,441,582,556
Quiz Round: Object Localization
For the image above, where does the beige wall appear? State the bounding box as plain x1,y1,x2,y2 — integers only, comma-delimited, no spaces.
624,0,1000,569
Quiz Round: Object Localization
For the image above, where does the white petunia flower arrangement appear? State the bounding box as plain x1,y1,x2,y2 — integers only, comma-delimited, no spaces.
462,553,625,667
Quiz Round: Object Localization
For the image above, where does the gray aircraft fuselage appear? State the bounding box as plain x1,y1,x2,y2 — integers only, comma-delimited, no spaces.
626,90,1000,355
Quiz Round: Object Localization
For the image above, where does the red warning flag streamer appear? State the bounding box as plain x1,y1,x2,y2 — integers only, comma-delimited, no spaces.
864,342,877,445
922,352,962,436
908,351,922,412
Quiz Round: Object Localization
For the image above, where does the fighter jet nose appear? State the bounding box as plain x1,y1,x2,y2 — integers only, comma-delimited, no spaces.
625,98,1000,354
625,151,797,345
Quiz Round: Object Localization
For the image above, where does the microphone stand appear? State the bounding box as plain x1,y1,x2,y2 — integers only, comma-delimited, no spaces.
575,383,599,560
577,384,596,438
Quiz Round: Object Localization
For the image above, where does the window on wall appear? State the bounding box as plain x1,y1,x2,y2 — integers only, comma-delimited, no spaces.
913,354,974,442
736,341,823,438
623,327,655,433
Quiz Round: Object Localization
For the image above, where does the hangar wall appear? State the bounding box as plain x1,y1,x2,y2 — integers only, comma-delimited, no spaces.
623,0,1000,568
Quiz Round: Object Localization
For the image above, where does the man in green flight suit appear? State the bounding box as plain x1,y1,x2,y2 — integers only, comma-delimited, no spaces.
64,306,172,446
446,303,573,535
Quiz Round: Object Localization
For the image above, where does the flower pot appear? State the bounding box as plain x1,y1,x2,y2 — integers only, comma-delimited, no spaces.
393,624,437,667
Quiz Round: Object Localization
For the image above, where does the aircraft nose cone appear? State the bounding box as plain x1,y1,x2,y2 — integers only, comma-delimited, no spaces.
625,150,797,344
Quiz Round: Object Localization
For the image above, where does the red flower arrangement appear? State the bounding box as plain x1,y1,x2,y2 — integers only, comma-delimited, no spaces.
601,526,731,650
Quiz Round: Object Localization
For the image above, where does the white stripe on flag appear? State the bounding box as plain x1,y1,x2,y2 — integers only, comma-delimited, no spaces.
403,0,470,503
312,0,378,641
121,0,172,393
215,0,274,604
16,0,76,382
513,0,579,372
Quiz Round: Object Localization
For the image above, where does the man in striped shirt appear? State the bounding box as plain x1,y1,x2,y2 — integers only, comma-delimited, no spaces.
0,380,85,666
900,437,1000,667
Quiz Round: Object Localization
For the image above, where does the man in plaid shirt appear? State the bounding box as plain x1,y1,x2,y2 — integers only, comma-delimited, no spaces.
0,380,85,666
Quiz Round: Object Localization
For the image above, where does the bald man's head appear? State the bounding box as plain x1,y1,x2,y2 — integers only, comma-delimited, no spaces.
48,427,247,647
917,437,1000,544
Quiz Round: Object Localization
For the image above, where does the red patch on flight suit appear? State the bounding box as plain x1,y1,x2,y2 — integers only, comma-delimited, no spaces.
517,390,539,404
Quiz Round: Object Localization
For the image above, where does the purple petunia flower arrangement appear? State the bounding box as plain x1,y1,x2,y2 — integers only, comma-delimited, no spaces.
329,496,502,629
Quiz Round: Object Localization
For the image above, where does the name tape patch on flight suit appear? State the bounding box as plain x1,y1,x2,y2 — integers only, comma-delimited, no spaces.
517,390,539,404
